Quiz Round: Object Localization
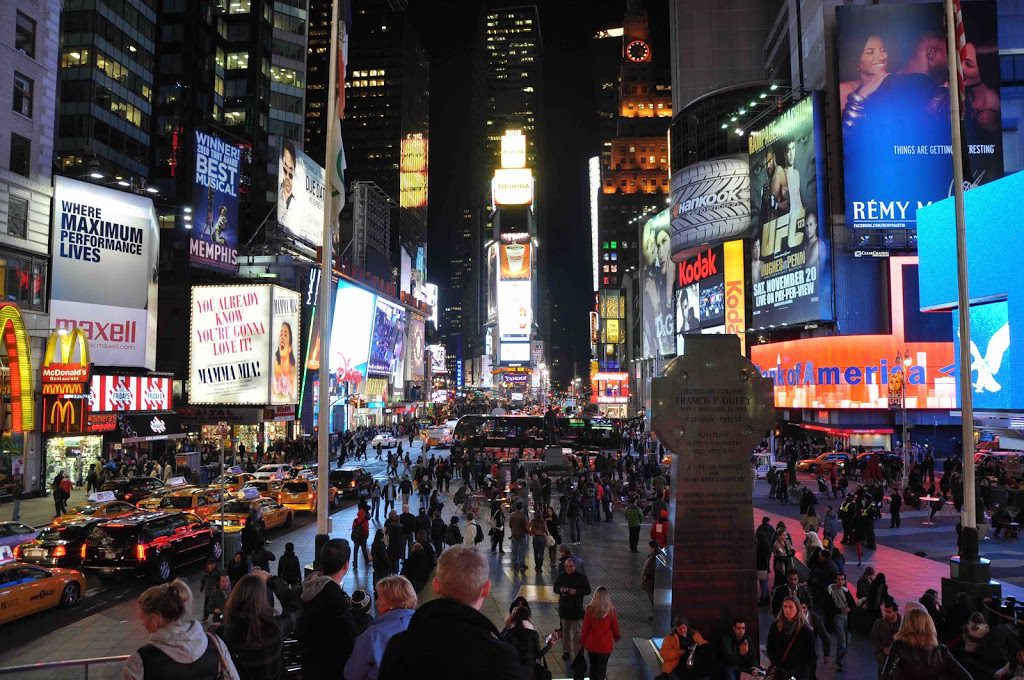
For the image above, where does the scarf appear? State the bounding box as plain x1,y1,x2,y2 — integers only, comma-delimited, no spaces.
782,617,800,638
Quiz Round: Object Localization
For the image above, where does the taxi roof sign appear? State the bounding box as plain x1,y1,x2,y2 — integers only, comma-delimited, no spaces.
227,466,244,474
167,476,187,487
0,545,13,564
88,491,117,503
241,487,260,500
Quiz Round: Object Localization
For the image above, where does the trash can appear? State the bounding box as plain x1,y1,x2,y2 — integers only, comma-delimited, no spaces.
220,530,242,569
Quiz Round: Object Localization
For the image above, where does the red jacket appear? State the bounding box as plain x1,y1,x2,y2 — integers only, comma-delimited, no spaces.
651,519,670,548
581,608,620,654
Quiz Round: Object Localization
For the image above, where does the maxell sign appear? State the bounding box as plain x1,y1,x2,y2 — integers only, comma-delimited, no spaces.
50,177,158,369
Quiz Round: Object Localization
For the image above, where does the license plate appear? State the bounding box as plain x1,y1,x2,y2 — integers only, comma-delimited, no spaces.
24,548,45,558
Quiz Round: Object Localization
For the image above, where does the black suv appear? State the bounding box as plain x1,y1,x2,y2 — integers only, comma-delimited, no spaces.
81,511,222,583
17,518,106,568
98,476,165,504
329,467,372,498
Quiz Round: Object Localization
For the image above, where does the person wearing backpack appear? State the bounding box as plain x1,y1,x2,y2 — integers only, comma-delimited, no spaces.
444,515,463,548
463,512,483,549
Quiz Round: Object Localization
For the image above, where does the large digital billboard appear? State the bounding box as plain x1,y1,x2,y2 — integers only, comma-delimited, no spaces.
640,209,674,357
837,1,1001,232
368,298,407,376
499,239,532,281
189,285,300,405
406,315,425,381
953,302,1012,410
329,281,376,390
51,176,159,369
498,281,532,342
190,131,240,273
673,241,747,353
748,94,833,328
277,139,326,246
399,134,428,209
493,168,534,206
669,155,751,255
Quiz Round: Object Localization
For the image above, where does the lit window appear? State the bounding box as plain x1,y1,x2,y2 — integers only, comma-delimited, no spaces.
61,48,90,68
226,52,249,69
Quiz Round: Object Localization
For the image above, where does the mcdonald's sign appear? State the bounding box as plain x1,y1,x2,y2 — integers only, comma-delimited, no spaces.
0,303,34,432
41,328,91,434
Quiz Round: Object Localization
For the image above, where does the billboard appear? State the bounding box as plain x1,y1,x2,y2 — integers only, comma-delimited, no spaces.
493,168,534,205
669,155,751,255
368,298,407,376
500,341,530,364
190,131,240,273
748,94,833,328
640,209,674,357
673,240,747,353
51,176,159,369
399,134,428,209
90,375,172,412
498,281,532,341
427,344,447,374
499,239,532,281
269,288,301,405
837,2,1001,232
952,302,1012,410
501,130,527,169
592,372,629,404
330,280,376,390
277,139,326,246
406,315,425,381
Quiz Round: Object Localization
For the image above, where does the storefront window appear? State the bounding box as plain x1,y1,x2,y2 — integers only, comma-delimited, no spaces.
0,433,25,491
45,435,104,488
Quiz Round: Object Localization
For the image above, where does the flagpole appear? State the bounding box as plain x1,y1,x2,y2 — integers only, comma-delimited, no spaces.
316,0,341,547
944,0,976,535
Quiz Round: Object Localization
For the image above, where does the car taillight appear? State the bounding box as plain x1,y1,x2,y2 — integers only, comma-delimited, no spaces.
13,544,21,559
80,544,87,559
53,545,67,558
306,493,315,499
136,543,147,560
124,493,133,501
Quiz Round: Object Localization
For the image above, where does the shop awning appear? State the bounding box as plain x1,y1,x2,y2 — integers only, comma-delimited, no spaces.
798,423,894,436
117,413,186,443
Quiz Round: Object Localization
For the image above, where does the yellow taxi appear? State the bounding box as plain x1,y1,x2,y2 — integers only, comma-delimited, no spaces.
240,479,284,500
211,473,255,493
157,487,228,520
209,495,293,533
278,479,338,513
54,498,138,525
0,546,86,624
135,484,197,511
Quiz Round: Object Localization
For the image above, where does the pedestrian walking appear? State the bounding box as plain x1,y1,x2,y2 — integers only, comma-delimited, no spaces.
880,607,970,679
509,501,529,572
625,497,643,552
350,508,371,570
889,490,902,529
464,512,481,549
121,579,240,680
766,596,817,680
277,542,301,586
553,557,591,663
378,546,519,680
640,541,661,622
490,501,506,553
578,586,620,680
528,511,548,570
650,508,670,549
824,572,855,672
870,598,902,675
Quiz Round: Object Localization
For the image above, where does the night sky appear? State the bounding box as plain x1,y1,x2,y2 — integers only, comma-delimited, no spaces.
406,0,670,387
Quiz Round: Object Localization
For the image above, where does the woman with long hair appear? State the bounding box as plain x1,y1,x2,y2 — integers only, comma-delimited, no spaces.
371,528,392,585
578,586,620,680
839,30,890,113
271,321,296,401
772,529,796,589
221,569,302,680
122,579,240,680
766,596,816,680
500,602,551,679
881,606,970,679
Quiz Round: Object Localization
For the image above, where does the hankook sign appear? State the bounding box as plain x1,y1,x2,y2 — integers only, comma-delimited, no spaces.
669,155,751,257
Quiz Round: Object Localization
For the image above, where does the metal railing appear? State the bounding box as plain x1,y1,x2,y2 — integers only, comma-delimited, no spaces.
0,655,128,679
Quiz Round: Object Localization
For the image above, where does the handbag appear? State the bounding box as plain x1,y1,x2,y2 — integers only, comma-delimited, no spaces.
533,656,552,680
569,649,587,673
545,532,556,548
206,633,229,680
764,630,799,680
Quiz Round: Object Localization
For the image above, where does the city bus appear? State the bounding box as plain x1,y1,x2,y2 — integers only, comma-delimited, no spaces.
450,415,547,460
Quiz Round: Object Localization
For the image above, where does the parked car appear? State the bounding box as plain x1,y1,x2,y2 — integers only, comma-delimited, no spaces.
98,476,165,504
15,518,106,568
81,511,222,583
0,522,38,550
328,467,373,498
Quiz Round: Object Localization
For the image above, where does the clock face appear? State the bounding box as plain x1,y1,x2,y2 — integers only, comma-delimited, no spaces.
626,40,650,63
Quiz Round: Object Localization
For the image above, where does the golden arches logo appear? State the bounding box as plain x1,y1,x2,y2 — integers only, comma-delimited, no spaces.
43,328,91,367
0,303,34,432
50,399,77,430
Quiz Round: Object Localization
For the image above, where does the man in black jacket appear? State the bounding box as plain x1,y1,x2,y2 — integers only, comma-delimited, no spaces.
771,570,812,616
399,504,417,556
553,557,592,663
296,539,358,680
378,544,519,679
719,618,759,680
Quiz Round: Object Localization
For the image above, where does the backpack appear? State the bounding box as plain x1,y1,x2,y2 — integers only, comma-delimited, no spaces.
444,524,462,545
474,521,484,544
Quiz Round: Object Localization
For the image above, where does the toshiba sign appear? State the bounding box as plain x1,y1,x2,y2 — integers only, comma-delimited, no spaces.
669,155,751,257
492,168,534,206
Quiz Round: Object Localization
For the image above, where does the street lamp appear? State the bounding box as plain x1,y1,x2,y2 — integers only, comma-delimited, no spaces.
895,348,912,488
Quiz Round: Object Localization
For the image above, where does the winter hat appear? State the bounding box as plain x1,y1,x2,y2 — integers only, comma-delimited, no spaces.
350,590,372,614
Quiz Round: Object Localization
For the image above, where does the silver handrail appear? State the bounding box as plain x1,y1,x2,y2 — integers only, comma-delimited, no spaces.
0,655,128,678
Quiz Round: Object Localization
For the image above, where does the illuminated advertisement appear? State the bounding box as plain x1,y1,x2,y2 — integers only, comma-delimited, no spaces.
90,374,173,412
498,281,532,341
748,94,833,328
427,344,447,374
189,285,300,405
330,281,376,390
641,209,674,357
41,329,90,434
190,130,240,273
51,176,159,369
673,241,746,353
837,2,1001,232
669,155,751,254
591,372,630,404
501,130,527,169
277,139,326,246
919,172,1024,411
499,238,532,281
487,244,499,321
368,298,407,376
406,316,425,381
724,240,747,353
500,341,530,364
492,168,534,206
752,257,953,409
399,134,428,209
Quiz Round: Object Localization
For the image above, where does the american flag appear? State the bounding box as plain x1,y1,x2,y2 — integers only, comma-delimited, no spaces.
951,0,967,114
